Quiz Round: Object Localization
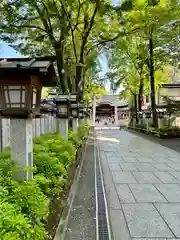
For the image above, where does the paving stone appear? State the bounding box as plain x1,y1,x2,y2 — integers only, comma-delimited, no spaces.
120,163,138,171
122,203,173,238
129,184,167,203
138,152,155,157
109,209,131,240
132,172,161,183
136,157,156,163
155,203,180,237
169,172,180,180
168,157,180,163
153,164,175,172
153,154,170,159
105,151,114,156
100,156,121,210
96,129,180,240
132,238,178,240
120,153,139,157
167,164,180,171
107,156,124,163
112,171,138,184
116,184,136,203
122,156,138,163
115,152,127,157
109,163,122,171
153,157,173,163
155,184,180,203
134,163,157,172
154,172,180,183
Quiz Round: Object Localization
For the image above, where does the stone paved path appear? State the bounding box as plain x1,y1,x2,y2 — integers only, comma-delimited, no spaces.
96,129,180,240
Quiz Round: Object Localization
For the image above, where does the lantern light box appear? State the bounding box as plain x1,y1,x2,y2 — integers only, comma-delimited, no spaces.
0,58,59,118
69,93,78,104
55,94,70,118
69,93,78,118
0,57,59,180
78,103,84,119
71,104,79,118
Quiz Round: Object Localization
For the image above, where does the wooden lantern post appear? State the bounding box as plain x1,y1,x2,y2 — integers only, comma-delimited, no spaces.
0,58,59,180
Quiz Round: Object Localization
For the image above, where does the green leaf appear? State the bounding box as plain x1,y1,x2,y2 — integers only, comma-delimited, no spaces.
120,0,133,11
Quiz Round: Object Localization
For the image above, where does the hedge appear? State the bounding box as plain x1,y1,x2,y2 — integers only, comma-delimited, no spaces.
0,123,90,240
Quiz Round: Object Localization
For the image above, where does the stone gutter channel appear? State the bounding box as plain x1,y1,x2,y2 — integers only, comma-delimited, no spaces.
95,132,112,240
54,129,111,240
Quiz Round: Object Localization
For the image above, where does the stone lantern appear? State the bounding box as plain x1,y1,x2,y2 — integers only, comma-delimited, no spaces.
157,110,164,119
40,99,56,135
0,57,59,180
53,93,70,139
55,94,70,119
78,102,84,125
157,109,165,128
145,111,151,119
69,93,79,133
145,111,151,130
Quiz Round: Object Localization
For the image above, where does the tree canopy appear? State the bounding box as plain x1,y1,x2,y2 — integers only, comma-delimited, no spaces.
106,0,180,125
0,0,180,120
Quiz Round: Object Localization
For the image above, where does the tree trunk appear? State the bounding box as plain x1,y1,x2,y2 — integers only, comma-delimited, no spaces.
149,34,158,127
54,43,67,93
138,78,144,111
67,75,72,93
134,94,138,123
75,65,84,101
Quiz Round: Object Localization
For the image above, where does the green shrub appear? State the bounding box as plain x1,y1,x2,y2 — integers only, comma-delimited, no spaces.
0,124,89,239
158,126,180,137
77,123,90,141
8,180,49,222
33,133,75,196
68,129,79,147
0,200,46,240
68,123,90,148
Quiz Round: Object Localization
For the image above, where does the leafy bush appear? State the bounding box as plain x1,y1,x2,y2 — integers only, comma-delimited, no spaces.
0,124,89,239
0,182,48,240
129,122,180,138
69,123,90,148
68,129,79,147
33,133,76,196
0,201,45,240
157,126,180,137
128,123,147,131
77,123,90,142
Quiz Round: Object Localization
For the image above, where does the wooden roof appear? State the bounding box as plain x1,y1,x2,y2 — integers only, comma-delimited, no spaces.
0,57,59,87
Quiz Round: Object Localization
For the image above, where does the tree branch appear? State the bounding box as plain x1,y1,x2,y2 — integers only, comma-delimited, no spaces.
41,0,53,34
79,1,98,63
6,24,47,33
72,0,81,32
86,3,98,39
34,3,55,43
58,0,78,62
86,34,120,56
86,26,147,56
130,89,136,96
